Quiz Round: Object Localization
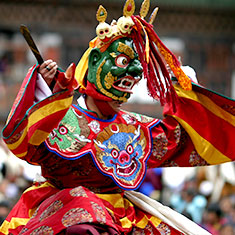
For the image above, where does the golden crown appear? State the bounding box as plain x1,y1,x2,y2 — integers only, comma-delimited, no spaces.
95,0,158,46
76,0,192,105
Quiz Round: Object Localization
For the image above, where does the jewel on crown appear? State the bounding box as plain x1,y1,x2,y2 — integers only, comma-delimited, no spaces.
96,0,135,44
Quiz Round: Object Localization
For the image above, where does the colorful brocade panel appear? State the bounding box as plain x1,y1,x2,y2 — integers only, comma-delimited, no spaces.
0,183,184,235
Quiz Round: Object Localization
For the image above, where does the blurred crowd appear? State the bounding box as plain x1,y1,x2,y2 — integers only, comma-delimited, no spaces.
0,138,41,225
0,136,234,234
138,164,235,235
0,32,63,118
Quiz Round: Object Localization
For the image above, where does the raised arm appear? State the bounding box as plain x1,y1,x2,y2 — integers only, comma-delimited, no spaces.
1,61,77,164
148,79,235,169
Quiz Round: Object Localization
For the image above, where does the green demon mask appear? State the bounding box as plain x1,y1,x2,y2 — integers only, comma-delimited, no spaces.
75,1,192,107
87,37,143,102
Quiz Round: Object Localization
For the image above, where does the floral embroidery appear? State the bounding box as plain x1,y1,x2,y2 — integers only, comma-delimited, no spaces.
39,200,63,221
88,120,101,133
157,223,171,235
62,208,93,227
144,224,155,234
174,124,181,145
19,228,28,234
189,150,208,166
70,186,88,197
122,113,137,124
30,206,39,219
132,230,142,235
91,201,106,224
161,160,178,167
132,224,154,234
29,226,54,235
123,111,154,123
152,133,168,160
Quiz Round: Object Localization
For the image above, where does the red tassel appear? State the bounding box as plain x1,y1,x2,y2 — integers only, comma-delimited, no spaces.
131,15,178,106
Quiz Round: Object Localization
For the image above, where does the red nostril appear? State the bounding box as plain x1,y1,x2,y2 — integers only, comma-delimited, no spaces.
118,150,130,164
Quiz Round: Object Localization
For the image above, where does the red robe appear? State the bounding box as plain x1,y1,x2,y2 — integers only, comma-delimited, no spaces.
1,65,234,234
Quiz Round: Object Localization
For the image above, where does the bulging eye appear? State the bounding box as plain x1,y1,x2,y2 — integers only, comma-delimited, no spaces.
126,144,134,154
111,149,119,158
58,126,68,135
115,54,130,68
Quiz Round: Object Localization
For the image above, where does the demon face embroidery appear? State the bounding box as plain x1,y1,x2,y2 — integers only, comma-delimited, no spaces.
45,108,90,157
94,123,147,189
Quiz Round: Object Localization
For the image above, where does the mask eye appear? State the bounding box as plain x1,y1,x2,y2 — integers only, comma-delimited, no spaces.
126,144,134,154
111,149,119,158
104,28,110,34
58,126,68,135
115,54,130,68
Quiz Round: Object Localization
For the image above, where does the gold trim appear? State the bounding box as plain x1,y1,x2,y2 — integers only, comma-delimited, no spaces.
174,85,235,126
136,215,149,228
140,0,150,19
149,7,159,24
172,115,231,164
104,72,116,89
7,96,73,150
155,40,192,90
96,60,128,102
96,5,107,23
24,181,55,194
110,52,117,58
123,0,135,17
117,42,134,59
0,218,29,234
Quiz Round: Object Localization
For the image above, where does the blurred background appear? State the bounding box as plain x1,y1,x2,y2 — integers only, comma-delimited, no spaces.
0,0,234,234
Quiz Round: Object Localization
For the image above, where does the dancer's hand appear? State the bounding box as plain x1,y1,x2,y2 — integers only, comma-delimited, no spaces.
38,59,58,87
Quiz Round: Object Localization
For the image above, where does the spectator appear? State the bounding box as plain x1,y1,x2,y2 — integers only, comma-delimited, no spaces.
0,200,10,225
220,195,235,226
219,223,234,235
202,203,224,235
170,186,207,223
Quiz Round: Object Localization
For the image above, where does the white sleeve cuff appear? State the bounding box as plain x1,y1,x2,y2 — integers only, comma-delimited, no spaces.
35,74,53,102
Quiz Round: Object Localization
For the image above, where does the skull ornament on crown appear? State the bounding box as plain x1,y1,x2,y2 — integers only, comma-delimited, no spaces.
75,0,192,105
